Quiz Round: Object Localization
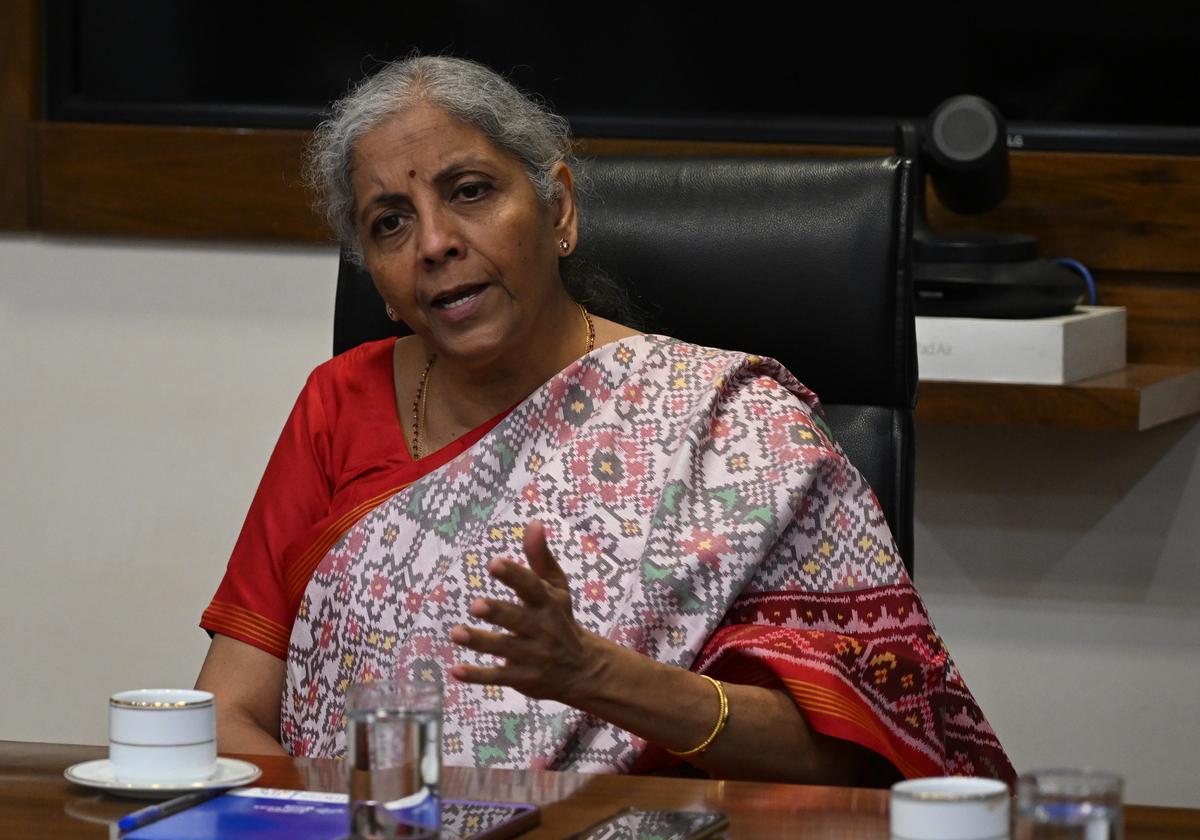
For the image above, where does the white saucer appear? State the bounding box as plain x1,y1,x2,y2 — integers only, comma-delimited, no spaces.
64,757,262,799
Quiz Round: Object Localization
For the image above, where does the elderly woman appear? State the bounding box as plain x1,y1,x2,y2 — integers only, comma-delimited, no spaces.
196,55,1012,785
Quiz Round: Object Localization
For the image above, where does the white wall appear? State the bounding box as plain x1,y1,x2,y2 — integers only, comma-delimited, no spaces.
914,422,1200,807
2,235,1197,805
0,234,336,746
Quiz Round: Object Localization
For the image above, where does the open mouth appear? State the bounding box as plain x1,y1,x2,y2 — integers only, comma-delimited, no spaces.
431,283,488,310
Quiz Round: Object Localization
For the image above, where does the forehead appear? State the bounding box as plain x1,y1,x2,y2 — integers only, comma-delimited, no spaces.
352,104,514,183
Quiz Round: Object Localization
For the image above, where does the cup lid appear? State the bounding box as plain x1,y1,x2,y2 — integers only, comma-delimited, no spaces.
892,776,1010,802
110,689,214,709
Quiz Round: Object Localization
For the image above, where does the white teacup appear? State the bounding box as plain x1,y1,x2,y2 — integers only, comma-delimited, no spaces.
891,776,1011,840
108,689,217,783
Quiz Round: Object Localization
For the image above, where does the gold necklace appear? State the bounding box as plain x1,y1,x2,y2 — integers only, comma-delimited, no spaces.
409,303,595,460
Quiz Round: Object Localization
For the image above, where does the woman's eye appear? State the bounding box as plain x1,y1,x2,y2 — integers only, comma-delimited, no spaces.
374,213,404,235
455,181,491,201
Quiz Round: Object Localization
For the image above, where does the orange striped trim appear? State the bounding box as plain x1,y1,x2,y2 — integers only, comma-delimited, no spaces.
201,601,290,660
781,677,933,779
203,600,289,639
283,482,413,603
784,679,884,727
787,684,903,759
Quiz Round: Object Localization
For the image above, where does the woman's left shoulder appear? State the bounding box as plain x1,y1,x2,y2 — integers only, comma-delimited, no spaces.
617,332,750,367
636,334,820,407
607,333,830,441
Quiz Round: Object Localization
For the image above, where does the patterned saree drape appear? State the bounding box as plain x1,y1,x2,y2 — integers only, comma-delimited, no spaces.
282,335,1013,783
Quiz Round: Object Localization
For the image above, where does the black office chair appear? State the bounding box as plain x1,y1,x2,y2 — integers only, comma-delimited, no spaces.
333,156,918,574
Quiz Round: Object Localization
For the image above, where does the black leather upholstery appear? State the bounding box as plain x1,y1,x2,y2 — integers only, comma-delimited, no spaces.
332,156,917,574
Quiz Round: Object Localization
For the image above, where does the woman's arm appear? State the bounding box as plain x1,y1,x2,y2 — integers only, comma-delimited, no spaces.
575,640,864,784
195,634,288,756
450,522,867,785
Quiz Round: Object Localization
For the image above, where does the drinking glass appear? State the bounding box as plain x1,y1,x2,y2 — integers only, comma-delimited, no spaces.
346,676,442,840
1016,768,1123,840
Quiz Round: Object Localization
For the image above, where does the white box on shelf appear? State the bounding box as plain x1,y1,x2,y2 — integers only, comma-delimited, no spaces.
916,306,1127,384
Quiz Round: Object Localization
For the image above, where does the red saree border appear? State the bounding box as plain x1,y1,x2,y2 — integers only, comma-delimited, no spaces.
205,483,411,662
283,482,414,604
782,675,938,780
697,586,1014,783
699,624,940,780
279,408,514,605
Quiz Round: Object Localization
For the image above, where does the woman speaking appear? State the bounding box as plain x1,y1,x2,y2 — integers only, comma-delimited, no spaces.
196,55,1012,786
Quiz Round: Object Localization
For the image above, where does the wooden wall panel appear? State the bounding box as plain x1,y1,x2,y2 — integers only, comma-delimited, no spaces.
29,123,1200,278
927,151,1200,274
0,0,37,230
37,123,329,243
32,128,882,243
1095,271,1200,366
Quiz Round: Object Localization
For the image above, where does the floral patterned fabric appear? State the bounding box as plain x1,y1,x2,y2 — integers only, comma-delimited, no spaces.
282,335,1013,782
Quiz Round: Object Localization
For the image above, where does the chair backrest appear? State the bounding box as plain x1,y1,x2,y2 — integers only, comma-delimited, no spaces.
333,155,917,574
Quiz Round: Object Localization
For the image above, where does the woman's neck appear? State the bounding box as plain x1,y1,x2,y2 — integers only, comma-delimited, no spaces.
423,294,588,443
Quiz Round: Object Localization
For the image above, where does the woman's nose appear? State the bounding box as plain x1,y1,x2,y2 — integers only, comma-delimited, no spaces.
416,207,465,267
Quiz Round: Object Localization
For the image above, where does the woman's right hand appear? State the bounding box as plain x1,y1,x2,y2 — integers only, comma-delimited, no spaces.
449,521,607,706
195,634,287,756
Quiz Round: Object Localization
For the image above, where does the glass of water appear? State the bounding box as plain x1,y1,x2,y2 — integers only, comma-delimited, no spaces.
346,676,442,840
1016,768,1124,840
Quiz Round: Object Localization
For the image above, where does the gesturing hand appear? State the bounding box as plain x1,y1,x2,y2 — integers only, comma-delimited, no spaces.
449,521,603,705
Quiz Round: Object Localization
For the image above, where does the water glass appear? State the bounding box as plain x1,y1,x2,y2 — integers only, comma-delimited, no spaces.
1016,769,1123,840
346,676,443,840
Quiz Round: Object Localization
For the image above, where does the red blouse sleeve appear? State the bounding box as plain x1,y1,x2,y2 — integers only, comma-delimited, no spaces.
201,370,334,659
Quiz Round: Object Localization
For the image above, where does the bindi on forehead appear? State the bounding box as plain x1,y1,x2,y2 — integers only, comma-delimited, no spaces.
408,170,416,178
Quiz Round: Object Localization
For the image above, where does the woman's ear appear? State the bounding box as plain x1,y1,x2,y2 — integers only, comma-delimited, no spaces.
549,162,579,254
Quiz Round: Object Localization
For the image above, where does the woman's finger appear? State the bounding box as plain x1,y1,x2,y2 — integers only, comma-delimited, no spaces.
488,556,552,607
469,598,537,636
450,661,550,699
523,520,569,591
449,663,510,686
450,624,526,659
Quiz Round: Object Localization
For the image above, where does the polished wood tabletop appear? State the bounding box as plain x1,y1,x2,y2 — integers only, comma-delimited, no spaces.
2,741,1197,839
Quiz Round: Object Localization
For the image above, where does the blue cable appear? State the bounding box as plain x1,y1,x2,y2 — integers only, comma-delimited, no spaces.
1054,258,1097,305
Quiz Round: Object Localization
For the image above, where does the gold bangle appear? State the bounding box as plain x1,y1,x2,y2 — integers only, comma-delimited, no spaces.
666,675,730,757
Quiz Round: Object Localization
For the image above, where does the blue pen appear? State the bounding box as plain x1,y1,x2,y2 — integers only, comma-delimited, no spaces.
116,789,226,834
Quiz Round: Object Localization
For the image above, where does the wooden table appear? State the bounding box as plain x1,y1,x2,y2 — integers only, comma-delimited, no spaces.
2,742,1196,839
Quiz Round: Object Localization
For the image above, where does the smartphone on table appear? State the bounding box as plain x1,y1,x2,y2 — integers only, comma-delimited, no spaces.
565,806,729,840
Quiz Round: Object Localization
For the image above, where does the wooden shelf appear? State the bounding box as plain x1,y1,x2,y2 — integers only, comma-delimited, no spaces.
916,364,1200,430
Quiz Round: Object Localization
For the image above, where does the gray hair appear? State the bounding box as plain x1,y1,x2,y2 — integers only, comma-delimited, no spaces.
305,55,578,265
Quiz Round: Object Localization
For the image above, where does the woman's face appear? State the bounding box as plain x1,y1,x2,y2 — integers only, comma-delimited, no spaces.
351,104,576,367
